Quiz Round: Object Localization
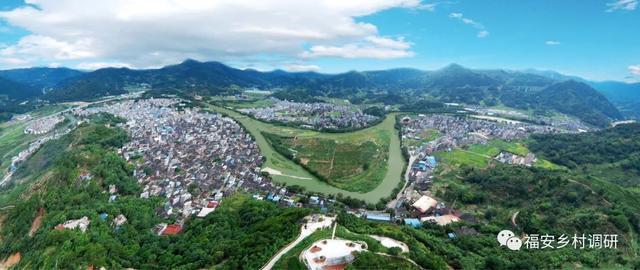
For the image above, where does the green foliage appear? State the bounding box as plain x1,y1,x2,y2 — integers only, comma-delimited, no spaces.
529,123,640,186
262,132,388,192
0,123,311,269
271,89,322,103
362,106,386,117
346,251,420,270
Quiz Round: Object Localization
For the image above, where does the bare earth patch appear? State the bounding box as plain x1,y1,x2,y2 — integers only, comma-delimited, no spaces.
28,207,45,237
0,252,21,270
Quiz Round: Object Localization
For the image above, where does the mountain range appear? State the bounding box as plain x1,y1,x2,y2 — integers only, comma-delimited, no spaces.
1,60,638,126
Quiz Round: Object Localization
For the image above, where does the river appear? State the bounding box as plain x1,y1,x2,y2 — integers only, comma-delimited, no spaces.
208,104,406,204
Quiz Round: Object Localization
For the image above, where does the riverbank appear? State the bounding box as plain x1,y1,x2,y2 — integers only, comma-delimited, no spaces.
207,104,406,204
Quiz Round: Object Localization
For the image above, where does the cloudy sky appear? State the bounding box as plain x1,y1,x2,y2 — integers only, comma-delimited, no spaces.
0,0,639,81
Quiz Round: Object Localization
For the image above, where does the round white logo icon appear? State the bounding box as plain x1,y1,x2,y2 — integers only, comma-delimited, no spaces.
497,229,522,251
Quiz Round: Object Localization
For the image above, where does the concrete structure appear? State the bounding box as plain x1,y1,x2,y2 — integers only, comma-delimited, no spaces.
422,214,460,226
55,216,90,233
302,239,366,270
412,195,437,213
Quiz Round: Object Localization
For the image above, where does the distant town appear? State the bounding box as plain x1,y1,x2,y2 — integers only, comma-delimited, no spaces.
239,98,378,130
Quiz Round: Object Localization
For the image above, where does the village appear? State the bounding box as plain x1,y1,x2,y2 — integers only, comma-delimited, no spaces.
52,103,574,238
239,98,378,130
68,98,344,236
23,115,65,135
350,113,575,237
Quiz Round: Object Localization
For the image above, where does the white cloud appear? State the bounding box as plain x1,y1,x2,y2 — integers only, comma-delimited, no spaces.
606,0,638,12
545,40,561,46
0,57,30,66
0,0,422,69
449,12,489,38
629,65,640,75
1,35,95,60
301,36,414,59
282,64,321,72
477,30,489,38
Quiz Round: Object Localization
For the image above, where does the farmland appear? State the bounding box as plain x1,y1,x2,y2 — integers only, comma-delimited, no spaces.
206,103,405,203
263,132,387,192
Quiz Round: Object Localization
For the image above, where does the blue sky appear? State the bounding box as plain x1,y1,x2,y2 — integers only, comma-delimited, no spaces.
0,0,638,82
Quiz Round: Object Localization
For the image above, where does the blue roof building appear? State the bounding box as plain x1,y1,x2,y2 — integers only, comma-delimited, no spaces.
99,212,109,221
366,212,391,222
426,156,437,167
404,218,421,228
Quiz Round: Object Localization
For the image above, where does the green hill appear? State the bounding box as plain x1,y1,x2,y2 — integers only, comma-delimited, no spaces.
36,60,623,126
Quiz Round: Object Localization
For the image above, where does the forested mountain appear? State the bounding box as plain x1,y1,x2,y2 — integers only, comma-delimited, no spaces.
0,67,85,120
0,67,83,91
0,60,621,126
0,76,38,101
587,81,640,119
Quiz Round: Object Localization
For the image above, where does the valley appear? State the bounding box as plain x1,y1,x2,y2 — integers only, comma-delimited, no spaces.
207,103,406,204
1,61,639,270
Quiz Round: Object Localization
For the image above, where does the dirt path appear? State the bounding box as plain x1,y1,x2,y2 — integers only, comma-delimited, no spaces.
328,148,337,173
511,211,519,227
261,167,312,180
459,149,492,159
374,252,424,270
568,179,612,206
0,252,21,270
28,208,45,237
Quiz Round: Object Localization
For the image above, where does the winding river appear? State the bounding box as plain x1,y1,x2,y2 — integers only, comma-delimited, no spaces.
208,104,406,204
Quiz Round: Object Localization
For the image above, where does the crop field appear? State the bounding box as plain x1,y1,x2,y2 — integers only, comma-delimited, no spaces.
403,128,440,148
434,139,561,171
206,103,405,203
263,133,387,192
211,97,275,109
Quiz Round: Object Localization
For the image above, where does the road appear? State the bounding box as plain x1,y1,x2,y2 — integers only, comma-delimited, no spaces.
387,154,416,208
261,215,335,270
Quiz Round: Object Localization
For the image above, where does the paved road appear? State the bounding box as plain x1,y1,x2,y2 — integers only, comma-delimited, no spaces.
261,215,335,270
387,154,416,208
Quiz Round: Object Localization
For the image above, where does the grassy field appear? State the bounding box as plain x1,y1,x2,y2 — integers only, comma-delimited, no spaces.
404,128,440,148
434,139,560,170
206,104,405,203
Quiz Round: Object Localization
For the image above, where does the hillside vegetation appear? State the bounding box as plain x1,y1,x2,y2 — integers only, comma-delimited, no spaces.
529,123,640,187
0,122,310,269
33,60,622,126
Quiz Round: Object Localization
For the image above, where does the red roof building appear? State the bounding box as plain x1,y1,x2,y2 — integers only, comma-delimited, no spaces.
162,224,182,235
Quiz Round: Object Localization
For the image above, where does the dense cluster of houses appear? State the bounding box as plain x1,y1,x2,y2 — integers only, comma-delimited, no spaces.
75,98,271,225
378,113,567,231
402,114,560,156
24,115,64,135
239,98,378,130
464,105,592,131
495,151,537,166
